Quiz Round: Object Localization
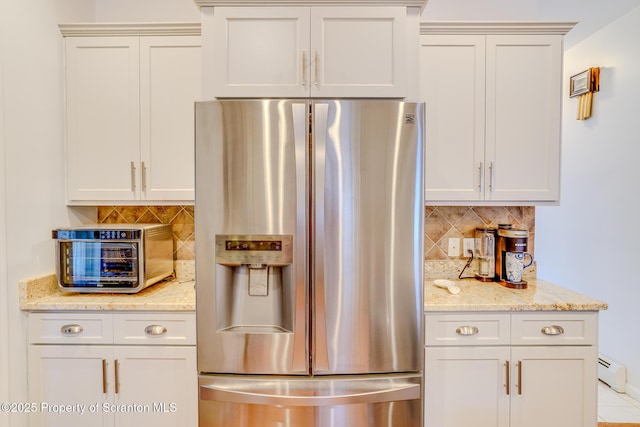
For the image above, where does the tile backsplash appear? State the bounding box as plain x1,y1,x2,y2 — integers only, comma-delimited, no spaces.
424,206,536,279
98,206,194,260
96,205,535,265
425,206,535,260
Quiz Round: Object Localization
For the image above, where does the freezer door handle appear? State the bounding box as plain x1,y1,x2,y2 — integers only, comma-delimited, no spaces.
199,382,420,406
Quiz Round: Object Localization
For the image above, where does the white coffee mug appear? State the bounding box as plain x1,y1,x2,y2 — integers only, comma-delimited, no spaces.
505,252,534,283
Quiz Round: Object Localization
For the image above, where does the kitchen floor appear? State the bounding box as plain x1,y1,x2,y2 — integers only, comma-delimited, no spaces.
599,381,640,423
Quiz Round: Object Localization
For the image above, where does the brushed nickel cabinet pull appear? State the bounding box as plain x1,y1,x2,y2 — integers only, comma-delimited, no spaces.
505,360,510,395
60,324,83,335
141,161,147,190
130,161,136,190
114,359,120,394
489,161,495,191
517,360,522,395
455,325,479,336
541,325,565,336
102,359,107,394
314,50,319,87
302,50,307,87
145,325,168,336
479,162,484,192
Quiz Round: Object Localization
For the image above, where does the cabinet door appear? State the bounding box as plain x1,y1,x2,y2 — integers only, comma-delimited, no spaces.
510,346,597,427
485,35,562,202
420,35,485,202
113,346,198,427
139,36,201,201
211,7,310,98
310,7,407,98
28,345,114,427
65,37,140,202
424,346,510,427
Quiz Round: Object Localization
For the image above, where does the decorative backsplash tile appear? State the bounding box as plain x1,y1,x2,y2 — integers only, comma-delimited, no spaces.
425,206,535,260
97,205,534,265
98,206,194,261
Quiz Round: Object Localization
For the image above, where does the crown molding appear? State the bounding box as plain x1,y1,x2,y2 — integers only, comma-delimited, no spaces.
193,0,426,8
59,22,201,37
420,21,577,36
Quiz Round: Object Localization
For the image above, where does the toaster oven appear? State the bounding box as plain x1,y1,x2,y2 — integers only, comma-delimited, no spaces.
52,224,174,293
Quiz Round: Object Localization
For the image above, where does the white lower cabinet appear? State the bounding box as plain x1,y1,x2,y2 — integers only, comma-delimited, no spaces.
28,312,197,427
424,312,598,427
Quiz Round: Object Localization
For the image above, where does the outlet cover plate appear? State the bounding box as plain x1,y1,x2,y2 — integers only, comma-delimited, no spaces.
448,238,460,257
463,238,475,257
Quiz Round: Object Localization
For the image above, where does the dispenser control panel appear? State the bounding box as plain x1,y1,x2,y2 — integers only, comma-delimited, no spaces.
215,234,293,266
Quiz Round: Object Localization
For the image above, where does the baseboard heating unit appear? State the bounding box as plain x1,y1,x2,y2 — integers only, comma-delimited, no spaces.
598,353,627,392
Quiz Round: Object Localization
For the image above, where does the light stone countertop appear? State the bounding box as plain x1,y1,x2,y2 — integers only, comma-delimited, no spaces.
425,278,607,312
19,261,195,312
19,261,606,313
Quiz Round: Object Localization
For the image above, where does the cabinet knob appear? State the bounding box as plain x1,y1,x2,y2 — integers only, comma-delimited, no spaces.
541,325,565,336
60,324,83,335
145,325,168,336
455,325,479,336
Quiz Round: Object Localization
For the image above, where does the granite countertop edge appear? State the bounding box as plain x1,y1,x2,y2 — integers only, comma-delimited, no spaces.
424,278,608,312
19,271,607,313
19,271,196,312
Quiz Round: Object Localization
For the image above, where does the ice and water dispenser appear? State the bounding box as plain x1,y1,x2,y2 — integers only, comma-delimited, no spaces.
214,235,294,334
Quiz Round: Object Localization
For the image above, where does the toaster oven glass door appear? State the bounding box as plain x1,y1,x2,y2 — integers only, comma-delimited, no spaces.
59,241,139,288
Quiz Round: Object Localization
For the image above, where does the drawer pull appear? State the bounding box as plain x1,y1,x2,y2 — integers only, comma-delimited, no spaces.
145,325,167,336
60,324,83,335
102,359,107,394
114,359,120,394
541,325,565,336
505,360,510,395
455,326,479,336
517,360,523,395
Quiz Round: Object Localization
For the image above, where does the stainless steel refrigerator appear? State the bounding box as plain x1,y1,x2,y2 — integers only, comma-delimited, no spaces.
195,99,424,427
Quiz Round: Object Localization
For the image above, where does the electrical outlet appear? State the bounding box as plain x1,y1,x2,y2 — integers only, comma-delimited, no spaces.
463,238,475,258
447,238,460,257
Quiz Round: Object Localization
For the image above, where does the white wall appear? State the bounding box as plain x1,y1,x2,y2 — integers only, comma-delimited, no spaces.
0,2,93,426
422,0,537,20
422,0,640,49
536,5,640,400
94,0,200,22
1,3,10,422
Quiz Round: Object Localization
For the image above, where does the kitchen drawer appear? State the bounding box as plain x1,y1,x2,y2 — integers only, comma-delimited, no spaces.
29,312,113,344
425,313,511,346
511,312,597,346
113,312,196,345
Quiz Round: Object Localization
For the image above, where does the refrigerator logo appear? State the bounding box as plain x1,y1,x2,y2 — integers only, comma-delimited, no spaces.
404,114,416,124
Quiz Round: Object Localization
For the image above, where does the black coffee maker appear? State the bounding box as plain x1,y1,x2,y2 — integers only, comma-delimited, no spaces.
495,227,531,289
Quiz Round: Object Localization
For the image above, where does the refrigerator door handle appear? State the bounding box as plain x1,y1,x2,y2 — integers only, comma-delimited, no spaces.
312,102,330,372
292,101,311,374
199,383,420,406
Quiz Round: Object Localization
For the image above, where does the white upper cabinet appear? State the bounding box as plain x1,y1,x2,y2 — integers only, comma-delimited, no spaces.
140,36,201,201
61,23,201,205
211,7,309,98
65,36,141,203
485,34,562,203
209,6,408,98
419,23,574,205
420,34,486,202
